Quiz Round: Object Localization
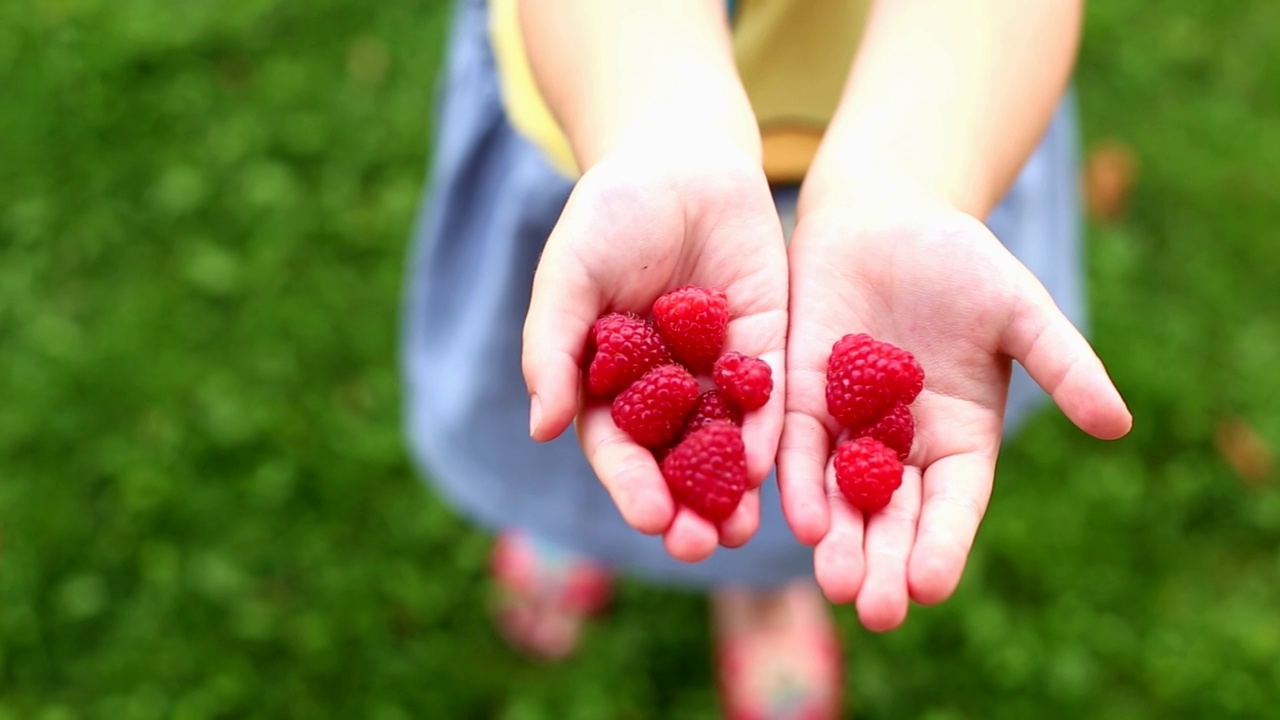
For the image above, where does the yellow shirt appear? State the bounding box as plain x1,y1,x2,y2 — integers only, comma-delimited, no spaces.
488,0,870,185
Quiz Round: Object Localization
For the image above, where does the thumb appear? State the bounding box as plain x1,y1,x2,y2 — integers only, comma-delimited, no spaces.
522,241,600,442
1002,273,1133,440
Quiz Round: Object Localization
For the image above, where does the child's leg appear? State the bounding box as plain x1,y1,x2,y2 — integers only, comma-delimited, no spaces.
490,528,844,717
713,583,843,720
692,187,841,719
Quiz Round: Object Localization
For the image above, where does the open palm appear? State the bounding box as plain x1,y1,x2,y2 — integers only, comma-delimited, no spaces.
779,204,1132,630
522,140,790,563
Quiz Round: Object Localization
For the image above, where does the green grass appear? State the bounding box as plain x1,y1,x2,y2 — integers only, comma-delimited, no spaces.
3,0,1280,717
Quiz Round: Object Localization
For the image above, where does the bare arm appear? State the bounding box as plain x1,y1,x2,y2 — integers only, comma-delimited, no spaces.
800,0,1083,217
517,1,792,559
777,1,1127,626
519,0,761,169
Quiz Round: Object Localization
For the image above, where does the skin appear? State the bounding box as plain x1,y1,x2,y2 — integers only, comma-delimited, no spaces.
782,0,1132,631
519,0,786,561
517,0,1133,630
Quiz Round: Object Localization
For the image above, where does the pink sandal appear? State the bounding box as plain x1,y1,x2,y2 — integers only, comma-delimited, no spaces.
489,530,614,660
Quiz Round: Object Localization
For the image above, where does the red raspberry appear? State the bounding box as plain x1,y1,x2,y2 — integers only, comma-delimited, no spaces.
712,351,773,411
661,420,747,523
652,285,729,371
586,313,672,397
825,334,924,428
611,364,700,448
850,403,915,460
682,390,743,437
833,437,904,514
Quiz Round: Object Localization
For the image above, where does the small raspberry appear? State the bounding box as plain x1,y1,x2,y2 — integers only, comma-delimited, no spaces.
586,313,672,397
833,437,904,514
611,364,700,448
661,420,747,523
850,403,915,460
682,390,743,438
712,351,773,411
825,334,924,428
652,285,729,371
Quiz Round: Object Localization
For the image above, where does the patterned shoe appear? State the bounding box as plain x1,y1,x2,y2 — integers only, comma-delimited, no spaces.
489,530,614,660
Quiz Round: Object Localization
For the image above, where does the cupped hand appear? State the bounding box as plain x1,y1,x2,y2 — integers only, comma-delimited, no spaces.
522,136,789,563
779,202,1132,630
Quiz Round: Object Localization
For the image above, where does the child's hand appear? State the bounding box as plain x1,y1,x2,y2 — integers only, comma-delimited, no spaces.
522,135,788,563
778,201,1132,630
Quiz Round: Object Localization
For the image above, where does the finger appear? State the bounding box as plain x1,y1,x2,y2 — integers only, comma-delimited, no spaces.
577,404,675,535
907,451,997,606
663,507,720,563
777,406,832,545
813,458,866,604
721,289,788,485
718,489,761,549
855,465,923,633
702,183,787,484
1004,279,1133,440
738,345,786,488
522,238,600,443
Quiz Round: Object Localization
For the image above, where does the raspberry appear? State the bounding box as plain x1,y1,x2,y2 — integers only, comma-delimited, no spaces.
652,285,729,371
825,334,924,428
712,351,773,411
611,364,700,448
682,390,743,437
850,403,915,460
833,437,904,514
586,313,673,397
661,421,747,523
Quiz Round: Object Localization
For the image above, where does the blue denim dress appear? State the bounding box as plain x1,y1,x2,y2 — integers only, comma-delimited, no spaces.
399,0,1087,590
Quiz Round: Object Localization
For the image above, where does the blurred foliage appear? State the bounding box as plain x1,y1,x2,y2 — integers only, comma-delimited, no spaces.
2,0,1280,717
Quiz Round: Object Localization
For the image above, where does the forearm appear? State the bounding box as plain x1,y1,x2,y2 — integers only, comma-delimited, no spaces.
800,0,1082,218
519,0,760,169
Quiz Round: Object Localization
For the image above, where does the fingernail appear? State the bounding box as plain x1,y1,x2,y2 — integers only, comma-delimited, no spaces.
529,395,542,438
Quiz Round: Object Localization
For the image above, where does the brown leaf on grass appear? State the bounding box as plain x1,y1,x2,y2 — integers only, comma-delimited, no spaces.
1214,416,1274,486
347,36,390,86
1084,140,1139,223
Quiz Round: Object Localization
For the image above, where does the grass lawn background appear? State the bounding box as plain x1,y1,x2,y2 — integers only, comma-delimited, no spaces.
3,0,1280,717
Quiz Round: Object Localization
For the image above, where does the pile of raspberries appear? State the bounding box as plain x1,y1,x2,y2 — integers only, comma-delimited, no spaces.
582,285,924,525
825,333,924,514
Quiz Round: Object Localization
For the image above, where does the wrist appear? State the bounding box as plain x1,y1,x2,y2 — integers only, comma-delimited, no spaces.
797,108,1001,220
569,81,763,172
797,153,963,225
